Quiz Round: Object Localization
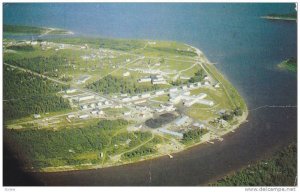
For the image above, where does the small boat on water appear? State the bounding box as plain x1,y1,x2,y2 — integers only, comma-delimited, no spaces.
168,154,173,159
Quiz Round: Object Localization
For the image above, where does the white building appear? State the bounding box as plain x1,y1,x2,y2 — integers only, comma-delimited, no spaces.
81,105,88,110
138,77,152,83
78,95,94,101
123,72,130,77
182,85,188,90
123,111,131,116
157,128,183,138
169,87,178,92
141,93,150,98
91,110,99,115
65,88,77,94
122,97,131,102
79,114,89,119
175,116,190,126
155,90,165,95
33,114,41,119
67,114,75,119
131,96,139,100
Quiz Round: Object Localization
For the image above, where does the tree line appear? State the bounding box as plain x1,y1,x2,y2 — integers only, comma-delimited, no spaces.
4,66,70,121
86,75,160,95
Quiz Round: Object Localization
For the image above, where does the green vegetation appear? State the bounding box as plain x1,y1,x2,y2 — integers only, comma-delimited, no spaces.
188,69,206,83
182,129,209,144
3,66,70,121
4,53,69,77
213,142,297,186
4,119,145,169
4,24,47,35
123,146,156,159
86,74,161,94
4,24,70,35
6,44,34,51
51,37,146,51
278,58,297,72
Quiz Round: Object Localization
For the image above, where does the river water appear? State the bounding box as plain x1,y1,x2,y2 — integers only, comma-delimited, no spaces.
3,3,297,186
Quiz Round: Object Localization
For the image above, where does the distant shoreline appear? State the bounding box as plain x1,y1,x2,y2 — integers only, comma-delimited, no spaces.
260,16,297,21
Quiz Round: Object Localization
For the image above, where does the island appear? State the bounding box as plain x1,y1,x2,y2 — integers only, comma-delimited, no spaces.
278,58,297,72
4,24,73,36
3,32,248,172
261,12,297,21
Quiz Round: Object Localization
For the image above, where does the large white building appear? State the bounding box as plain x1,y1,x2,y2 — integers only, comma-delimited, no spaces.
78,95,94,101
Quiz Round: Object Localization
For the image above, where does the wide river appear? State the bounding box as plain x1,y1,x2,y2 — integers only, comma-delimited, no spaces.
3,3,297,186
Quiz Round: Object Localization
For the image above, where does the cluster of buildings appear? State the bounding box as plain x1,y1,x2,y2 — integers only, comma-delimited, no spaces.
137,75,167,85
169,90,214,107
155,104,176,113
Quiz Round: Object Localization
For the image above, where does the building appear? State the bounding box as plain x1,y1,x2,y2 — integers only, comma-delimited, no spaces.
169,93,182,104
80,105,88,110
91,110,99,115
78,95,94,102
138,77,152,83
131,96,139,100
98,110,104,115
193,122,205,129
196,99,214,106
169,87,178,92
67,114,75,119
141,93,150,98
157,128,183,138
123,111,131,116
134,100,146,104
214,83,220,88
33,114,41,119
65,88,77,94
79,114,89,119
182,85,188,90
122,97,131,102
175,116,190,126
90,103,96,108
123,72,130,77
155,90,165,95
204,81,210,86
151,75,167,84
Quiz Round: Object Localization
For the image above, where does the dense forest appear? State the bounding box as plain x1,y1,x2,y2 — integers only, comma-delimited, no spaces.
4,119,154,169
3,66,70,121
182,128,209,143
4,53,68,77
213,142,297,186
86,74,160,94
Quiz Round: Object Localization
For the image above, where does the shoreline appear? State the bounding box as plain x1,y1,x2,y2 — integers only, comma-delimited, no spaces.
260,16,296,21
24,45,249,173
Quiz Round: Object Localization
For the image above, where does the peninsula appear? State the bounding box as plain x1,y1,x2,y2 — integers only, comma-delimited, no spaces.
4,24,73,36
261,12,297,21
278,58,297,72
3,31,248,172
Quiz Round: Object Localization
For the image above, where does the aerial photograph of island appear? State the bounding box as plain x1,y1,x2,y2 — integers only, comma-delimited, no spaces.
2,2,297,189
